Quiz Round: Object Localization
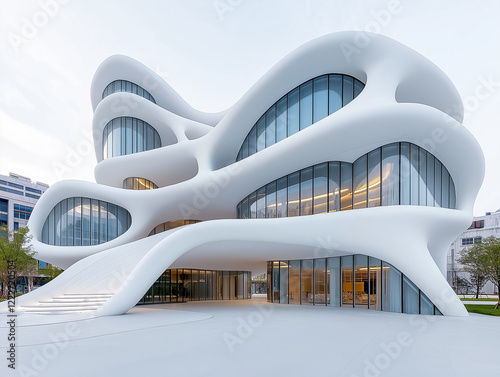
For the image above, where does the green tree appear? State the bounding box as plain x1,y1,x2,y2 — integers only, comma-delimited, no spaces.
459,236,500,309
40,264,64,283
0,224,37,299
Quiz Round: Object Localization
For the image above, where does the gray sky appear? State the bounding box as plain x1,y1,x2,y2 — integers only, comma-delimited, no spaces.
0,0,498,216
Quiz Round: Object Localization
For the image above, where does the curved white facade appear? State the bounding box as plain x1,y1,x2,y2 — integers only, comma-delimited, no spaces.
3,32,484,317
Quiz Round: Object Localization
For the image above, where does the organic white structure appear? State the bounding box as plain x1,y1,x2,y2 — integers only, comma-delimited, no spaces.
3,32,484,317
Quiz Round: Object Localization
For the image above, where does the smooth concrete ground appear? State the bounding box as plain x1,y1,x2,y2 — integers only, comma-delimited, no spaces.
1,297,499,377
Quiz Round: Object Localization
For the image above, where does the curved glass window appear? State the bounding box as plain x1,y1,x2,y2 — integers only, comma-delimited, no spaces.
148,220,201,236
236,74,365,161
41,198,131,246
137,268,251,304
268,255,441,315
236,142,456,218
123,177,158,190
102,80,156,103
103,117,161,159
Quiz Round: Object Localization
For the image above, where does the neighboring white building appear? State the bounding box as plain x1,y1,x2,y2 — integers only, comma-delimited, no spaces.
448,210,500,294
0,32,485,316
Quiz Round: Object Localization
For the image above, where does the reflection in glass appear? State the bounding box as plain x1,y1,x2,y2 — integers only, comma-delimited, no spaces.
369,257,381,310
256,116,266,152
313,163,328,214
288,88,300,136
327,257,340,307
420,292,434,315
289,260,300,305
353,155,367,209
314,259,326,305
266,105,276,147
272,262,280,303
301,259,313,305
288,172,300,217
313,76,328,123
276,177,287,218
342,255,354,307
280,261,289,304
300,81,313,130
426,152,435,206
328,162,340,212
368,149,381,207
410,144,419,205
382,262,402,313
266,182,277,218
354,255,368,308
400,143,410,205
382,143,400,206
256,187,266,218
300,168,313,216
340,162,352,211
403,276,419,314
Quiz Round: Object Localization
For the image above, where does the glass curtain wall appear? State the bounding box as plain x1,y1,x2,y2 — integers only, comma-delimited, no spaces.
42,198,131,246
267,255,441,315
102,79,156,103
103,117,162,159
139,269,252,304
237,74,365,161
237,142,456,219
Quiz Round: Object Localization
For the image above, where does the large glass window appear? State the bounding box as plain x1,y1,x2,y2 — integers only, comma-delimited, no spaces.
266,106,276,147
103,117,162,159
237,74,364,161
102,80,156,104
265,182,277,218
256,116,266,152
340,162,352,211
42,198,130,246
300,81,313,130
301,259,313,305
382,262,402,313
329,75,342,114
314,258,326,305
367,149,381,207
236,143,456,218
354,255,369,309
313,163,328,214
313,76,328,123
369,257,382,310
256,187,266,218
400,143,410,205
403,276,419,314
327,257,340,307
287,88,300,137
288,260,300,305
280,261,289,304
287,172,300,217
353,155,367,209
382,143,400,206
328,162,340,212
341,255,354,307
276,97,287,142
266,256,440,315
300,168,313,216
276,177,287,218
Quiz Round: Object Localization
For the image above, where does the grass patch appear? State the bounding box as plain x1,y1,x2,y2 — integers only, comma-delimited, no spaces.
460,298,499,301
465,304,500,316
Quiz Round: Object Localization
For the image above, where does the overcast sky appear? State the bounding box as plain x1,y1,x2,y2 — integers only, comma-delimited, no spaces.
0,0,499,216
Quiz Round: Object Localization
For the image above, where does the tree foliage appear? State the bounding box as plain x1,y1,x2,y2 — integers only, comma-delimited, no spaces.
0,224,38,299
40,264,64,282
458,236,500,309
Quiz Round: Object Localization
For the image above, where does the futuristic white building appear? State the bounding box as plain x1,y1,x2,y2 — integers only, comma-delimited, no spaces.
3,32,484,316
